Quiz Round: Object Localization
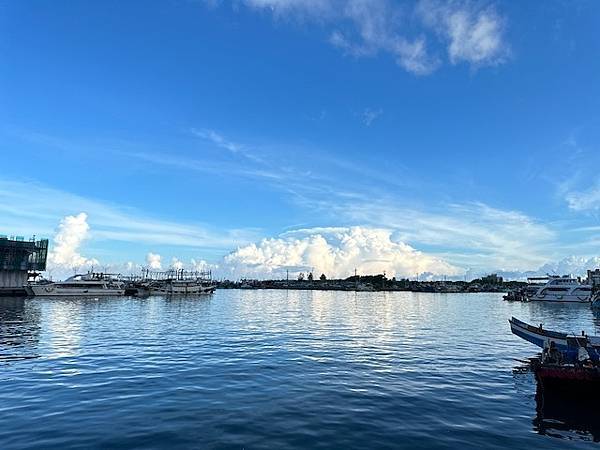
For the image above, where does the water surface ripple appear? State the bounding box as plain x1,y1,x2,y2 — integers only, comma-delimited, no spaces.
1,291,599,449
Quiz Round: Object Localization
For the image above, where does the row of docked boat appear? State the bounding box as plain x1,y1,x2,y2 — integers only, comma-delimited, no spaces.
25,270,216,297
503,275,594,303
509,317,600,393
507,272,600,403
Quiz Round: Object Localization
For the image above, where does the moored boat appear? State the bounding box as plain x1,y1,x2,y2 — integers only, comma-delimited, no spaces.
509,317,600,362
503,289,527,301
25,272,125,297
148,279,216,295
142,269,216,295
534,360,600,388
527,276,592,303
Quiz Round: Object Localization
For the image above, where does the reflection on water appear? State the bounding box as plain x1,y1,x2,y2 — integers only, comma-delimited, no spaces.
1,291,599,450
0,297,41,361
513,357,600,443
534,378,600,442
45,300,83,359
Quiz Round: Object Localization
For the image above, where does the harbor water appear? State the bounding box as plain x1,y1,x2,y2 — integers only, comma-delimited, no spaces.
1,290,599,449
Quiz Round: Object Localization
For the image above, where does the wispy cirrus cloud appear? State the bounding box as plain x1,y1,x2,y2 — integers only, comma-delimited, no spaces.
361,107,383,126
120,128,559,273
191,127,268,163
310,198,558,272
564,182,600,212
1,127,568,276
191,128,244,154
549,124,600,213
0,178,260,251
209,0,510,75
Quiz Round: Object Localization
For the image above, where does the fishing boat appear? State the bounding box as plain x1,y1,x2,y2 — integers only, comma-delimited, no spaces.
148,279,216,295
533,358,600,388
509,317,600,362
503,289,527,302
25,272,126,297
511,317,600,404
142,269,216,295
527,276,592,303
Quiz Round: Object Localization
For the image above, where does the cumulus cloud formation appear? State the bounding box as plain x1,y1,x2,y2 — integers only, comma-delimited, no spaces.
171,257,184,270
48,213,98,270
536,256,600,278
223,226,461,279
214,0,509,74
146,252,162,269
191,258,215,271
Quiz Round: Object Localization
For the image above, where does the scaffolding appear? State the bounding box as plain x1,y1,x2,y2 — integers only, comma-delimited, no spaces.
0,236,48,287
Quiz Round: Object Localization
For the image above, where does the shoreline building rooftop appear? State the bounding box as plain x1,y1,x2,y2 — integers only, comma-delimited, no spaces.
0,235,48,289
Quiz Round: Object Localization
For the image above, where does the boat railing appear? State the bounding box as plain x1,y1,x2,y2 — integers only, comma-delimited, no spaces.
137,268,213,282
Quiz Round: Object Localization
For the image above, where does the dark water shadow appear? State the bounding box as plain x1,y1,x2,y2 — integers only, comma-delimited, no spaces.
0,297,41,362
514,358,600,442
534,381,600,442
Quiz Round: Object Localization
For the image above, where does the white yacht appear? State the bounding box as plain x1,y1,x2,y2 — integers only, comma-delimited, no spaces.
25,273,125,297
527,275,592,303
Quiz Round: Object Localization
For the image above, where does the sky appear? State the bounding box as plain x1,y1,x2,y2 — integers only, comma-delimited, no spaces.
1,0,600,280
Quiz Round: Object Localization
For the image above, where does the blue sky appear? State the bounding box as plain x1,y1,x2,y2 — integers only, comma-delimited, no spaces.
1,0,600,279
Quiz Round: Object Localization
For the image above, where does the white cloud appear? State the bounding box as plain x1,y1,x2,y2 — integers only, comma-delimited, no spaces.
481,256,600,281
223,226,461,279
361,107,383,126
170,257,184,270
47,213,99,273
418,0,509,67
536,256,600,278
191,128,244,154
191,127,268,164
325,201,556,272
564,182,600,211
191,258,215,272
239,0,438,74
221,0,509,74
146,252,162,269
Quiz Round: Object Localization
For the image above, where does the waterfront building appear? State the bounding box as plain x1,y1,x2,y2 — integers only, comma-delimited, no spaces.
0,235,48,291
481,273,503,285
587,269,600,288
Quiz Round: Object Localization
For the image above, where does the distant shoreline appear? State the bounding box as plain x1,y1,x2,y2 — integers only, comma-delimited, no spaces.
216,276,521,294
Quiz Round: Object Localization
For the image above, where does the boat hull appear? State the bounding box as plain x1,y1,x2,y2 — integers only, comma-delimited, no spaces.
26,284,125,297
528,295,590,303
534,363,600,399
509,317,600,362
149,283,216,295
